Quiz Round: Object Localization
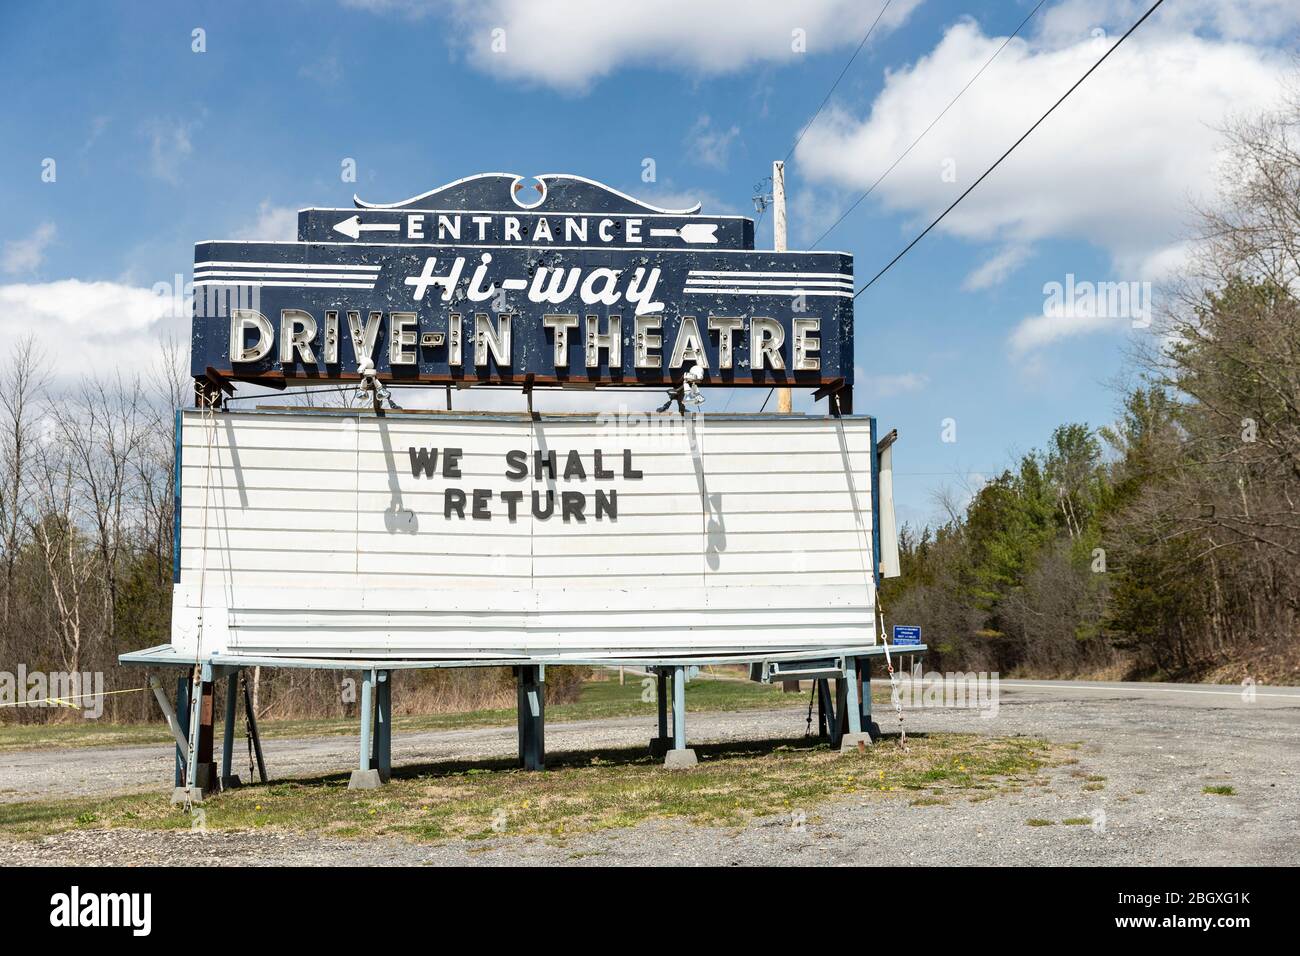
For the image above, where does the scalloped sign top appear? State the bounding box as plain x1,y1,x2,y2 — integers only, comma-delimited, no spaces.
353,173,702,215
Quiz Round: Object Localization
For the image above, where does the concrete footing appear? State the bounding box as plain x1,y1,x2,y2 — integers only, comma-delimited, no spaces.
664,748,698,769
839,732,872,754
348,769,383,790
220,774,242,790
648,736,673,758
171,762,215,802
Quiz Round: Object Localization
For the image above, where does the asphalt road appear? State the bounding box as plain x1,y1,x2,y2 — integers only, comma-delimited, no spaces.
2,677,1297,866
982,677,1300,708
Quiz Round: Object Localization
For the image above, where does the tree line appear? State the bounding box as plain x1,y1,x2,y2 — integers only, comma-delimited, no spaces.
882,102,1300,682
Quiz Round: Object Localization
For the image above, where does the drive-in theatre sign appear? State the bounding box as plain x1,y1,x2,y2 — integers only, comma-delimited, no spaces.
124,174,908,790
191,173,853,389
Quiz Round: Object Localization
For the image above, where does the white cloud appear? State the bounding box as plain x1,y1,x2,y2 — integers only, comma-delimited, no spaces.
144,119,196,184
300,55,343,86
233,202,299,241
81,115,110,153
963,244,1030,290
797,15,1291,283
686,115,741,170
2,223,56,275
434,0,923,91
1009,307,1123,354
1034,0,1300,48
868,369,930,395
0,280,187,386
1008,275,1154,353
860,370,929,397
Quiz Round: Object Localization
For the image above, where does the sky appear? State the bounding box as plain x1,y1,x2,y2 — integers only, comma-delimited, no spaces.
1,0,1296,528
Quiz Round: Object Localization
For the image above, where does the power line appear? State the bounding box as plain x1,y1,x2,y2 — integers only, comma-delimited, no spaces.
783,0,893,166
854,0,1166,298
813,0,1049,249
751,1,892,244
750,2,894,414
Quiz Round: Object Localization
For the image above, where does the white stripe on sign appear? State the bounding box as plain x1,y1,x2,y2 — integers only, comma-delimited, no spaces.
685,277,853,288
193,261,381,272
688,270,853,280
683,287,853,298
194,271,381,282
193,280,377,289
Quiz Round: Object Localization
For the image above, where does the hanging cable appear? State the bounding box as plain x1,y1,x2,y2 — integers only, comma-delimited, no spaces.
750,1,892,245
853,0,1166,297
812,0,1049,248
784,0,893,166
875,593,907,746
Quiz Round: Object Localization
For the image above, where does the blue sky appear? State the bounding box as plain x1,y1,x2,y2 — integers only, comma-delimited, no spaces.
1,0,1295,526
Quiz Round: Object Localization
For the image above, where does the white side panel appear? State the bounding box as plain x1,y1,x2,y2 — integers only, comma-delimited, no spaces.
173,410,878,660
878,442,901,578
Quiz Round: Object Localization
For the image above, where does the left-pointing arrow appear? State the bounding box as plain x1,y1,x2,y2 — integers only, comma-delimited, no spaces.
333,215,402,240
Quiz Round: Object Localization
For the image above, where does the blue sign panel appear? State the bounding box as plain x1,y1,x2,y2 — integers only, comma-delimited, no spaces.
191,174,853,388
892,625,922,646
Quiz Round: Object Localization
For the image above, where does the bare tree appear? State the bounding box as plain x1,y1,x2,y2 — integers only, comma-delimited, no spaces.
27,439,91,675
49,374,150,651
0,337,49,624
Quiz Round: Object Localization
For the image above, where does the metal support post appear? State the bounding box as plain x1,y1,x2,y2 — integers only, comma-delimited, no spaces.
860,657,881,740
840,657,871,753
649,668,672,757
658,670,668,740
835,677,849,738
816,679,843,749
664,665,697,768
173,661,216,803
242,672,267,783
173,675,190,788
372,670,392,782
196,662,217,792
220,669,241,788
349,669,381,789
844,659,862,734
516,665,545,771
816,679,828,741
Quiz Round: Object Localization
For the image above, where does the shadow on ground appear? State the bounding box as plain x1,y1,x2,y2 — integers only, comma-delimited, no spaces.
224,731,927,793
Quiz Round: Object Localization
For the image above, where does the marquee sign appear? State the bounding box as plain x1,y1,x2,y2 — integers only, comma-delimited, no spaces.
170,408,883,661
191,173,854,389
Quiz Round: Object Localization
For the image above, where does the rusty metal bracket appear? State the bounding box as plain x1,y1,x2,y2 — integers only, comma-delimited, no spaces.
522,373,538,420
812,377,846,402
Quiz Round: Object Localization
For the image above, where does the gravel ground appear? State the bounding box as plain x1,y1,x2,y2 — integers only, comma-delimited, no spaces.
2,681,1297,866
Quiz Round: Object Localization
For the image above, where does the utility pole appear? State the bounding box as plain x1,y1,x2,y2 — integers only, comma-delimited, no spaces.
772,160,792,414
774,159,798,695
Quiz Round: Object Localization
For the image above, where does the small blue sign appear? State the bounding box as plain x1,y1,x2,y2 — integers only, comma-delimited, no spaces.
892,625,921,646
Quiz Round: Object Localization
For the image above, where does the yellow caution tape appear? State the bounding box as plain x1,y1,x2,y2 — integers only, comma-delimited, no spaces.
0,686,146,708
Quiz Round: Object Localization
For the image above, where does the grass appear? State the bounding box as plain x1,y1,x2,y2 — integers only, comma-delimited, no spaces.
1025,818,1055,827
1203,785,1235,796
1062,817,1092,826
0,675,808,754
0,733,1059,843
